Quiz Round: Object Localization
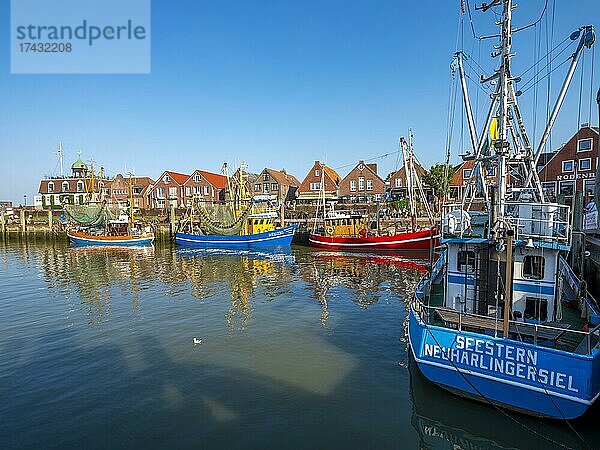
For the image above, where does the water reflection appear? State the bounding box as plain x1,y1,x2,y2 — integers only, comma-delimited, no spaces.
26,243,427,330
408,357,599,450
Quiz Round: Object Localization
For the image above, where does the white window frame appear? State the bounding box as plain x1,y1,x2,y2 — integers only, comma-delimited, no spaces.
366,179,373,191
77,181,84,192
156,187,165,199
48,181,55,193
579,158,592,171
577,138,593,152
194,174,201,182
463,169,472,179
310,182,321,191
254,184,262,192
562,160,574,172
203,185,209,195
164,175,170,183
350,180,357,192
584,179,595,196
358,177,365,191
559,180,575,196
395,178,402,188
314,169,320,177
541,181,556,193
168,186,177,198
62,181,69,192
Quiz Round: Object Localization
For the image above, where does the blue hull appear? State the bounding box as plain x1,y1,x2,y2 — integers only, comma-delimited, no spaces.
408,306,600,419
175,224,297,249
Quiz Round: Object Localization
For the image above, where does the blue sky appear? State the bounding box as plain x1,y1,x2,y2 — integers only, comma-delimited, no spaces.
1,0,598,204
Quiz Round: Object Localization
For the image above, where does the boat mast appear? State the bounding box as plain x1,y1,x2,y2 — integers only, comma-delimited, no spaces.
128,172,135,230
399,136,415,231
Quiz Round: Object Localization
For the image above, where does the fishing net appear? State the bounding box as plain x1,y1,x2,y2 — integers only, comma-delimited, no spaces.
64,203,115,227
195,200,253,236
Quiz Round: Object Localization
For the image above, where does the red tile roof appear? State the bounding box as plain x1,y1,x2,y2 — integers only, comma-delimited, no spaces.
165,171,190,185
196,170,228,189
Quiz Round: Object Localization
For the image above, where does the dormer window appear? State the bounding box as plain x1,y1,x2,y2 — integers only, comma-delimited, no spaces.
577,138,593,152
77,181,84,192
48,182,55,193
62,181,69,192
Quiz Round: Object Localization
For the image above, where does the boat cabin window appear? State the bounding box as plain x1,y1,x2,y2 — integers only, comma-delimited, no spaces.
524,297,548,322
457,251,476,273
523,255,545,280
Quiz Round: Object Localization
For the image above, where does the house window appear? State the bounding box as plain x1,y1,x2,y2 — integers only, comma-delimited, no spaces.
263,173,270,181
77,181,84,192
194,174,201,182
524,297,548,322
169,187,177,198
376,193,382,202
562,160,574,172
457,251,476,273
358,177,365,191
463,169,472,179
487,167,496,176
542,182,556,199
156,187,165,199
164,175,170,183
254,184,262,192
203,185,209,195
310,182,321,191
271,183,278,191
186,187,191,196
350,180,357,192
62,181,69,192
264,183,270,193
366,179,373,191
48,182,55,193
579,158,591,171
523,255,545,280
577,138,593,152
395,178,402,188
584,179,595,198
193,186,200,194
559,180,575,197
315,169,320,177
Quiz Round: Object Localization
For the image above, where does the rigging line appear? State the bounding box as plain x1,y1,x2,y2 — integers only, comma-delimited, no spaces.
464,0,480,40
512,0,549,33
546,0,557,154
332,149,402,171
588,45,595,125
519,57,572,96
518,41,574,91
519,35,571,79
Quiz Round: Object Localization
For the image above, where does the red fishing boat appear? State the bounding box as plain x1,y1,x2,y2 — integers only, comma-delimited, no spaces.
309,226,438,251
309,131,439,252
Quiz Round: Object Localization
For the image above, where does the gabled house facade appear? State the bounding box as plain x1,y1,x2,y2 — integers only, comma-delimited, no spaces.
108,174,154,210
149,171,189,209
183,170,228,205
338,161,385,203
448,160,498,202
537,126,599,205
385,162,427,200
297,161,341,203
252,168,301,203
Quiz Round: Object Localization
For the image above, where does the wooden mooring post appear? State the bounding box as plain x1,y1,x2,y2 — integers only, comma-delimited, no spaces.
48,209,53,227
170,203,176,237
20,209,26,235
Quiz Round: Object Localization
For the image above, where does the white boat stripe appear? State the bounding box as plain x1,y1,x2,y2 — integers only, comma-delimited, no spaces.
308,234,439,247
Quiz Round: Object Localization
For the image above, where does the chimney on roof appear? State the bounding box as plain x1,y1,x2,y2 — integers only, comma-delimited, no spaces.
367,163,378,174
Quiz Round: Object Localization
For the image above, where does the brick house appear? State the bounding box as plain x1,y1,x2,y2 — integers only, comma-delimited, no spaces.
386,162,427,200
297,161,341,203
338,160,385,203
252,168,301,203
149,171,189,209
108,174,154,210
35,157,107,209
538,126,599,205
183,170,228,205
448,160,498,201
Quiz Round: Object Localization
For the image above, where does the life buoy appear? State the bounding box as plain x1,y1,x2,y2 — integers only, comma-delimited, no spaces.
325,226,335,235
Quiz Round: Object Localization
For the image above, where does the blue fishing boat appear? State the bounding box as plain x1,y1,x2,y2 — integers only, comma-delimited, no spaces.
409,1,599,419
175,164,297,249
176,223,297,248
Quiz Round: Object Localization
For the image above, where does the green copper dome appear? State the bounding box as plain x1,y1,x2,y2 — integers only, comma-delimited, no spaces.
71,158,87,170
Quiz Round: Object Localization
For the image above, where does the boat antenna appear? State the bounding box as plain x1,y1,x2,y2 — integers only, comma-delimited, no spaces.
58,141,64,177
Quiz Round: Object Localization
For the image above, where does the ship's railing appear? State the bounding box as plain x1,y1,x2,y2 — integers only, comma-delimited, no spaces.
504,201,571,245
412,302,600,355
440,201,571,245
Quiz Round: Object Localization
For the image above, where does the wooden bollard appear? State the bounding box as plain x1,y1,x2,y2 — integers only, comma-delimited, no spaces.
170,203,176,236
0,213,5,235
48,209,53,227
20,209,26,233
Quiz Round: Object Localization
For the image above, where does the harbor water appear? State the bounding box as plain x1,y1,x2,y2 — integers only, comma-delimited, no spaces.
0,241,599,449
